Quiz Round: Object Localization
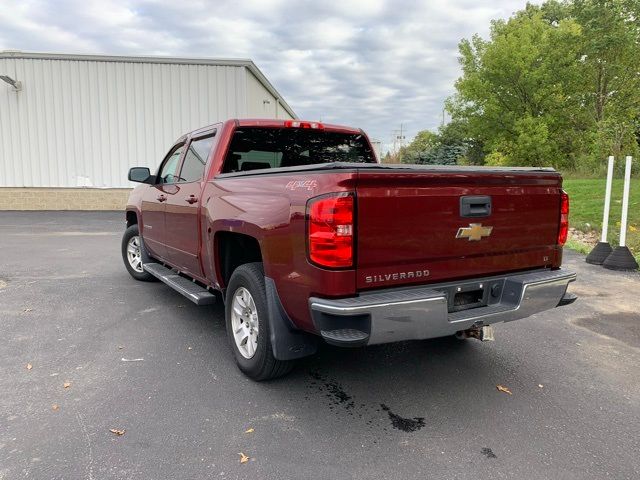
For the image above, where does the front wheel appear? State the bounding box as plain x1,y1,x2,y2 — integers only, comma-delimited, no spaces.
225,262,294,380
121,224,156,282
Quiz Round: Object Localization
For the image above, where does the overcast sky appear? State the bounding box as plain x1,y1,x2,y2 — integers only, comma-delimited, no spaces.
0,0,532,150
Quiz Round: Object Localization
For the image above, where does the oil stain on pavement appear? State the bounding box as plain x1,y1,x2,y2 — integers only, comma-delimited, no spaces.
379,404,425,432
481,447,497,459
307,371,426,432
308,371,356,411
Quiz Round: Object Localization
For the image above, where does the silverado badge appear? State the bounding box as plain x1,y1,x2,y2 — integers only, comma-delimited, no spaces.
456,223,493,241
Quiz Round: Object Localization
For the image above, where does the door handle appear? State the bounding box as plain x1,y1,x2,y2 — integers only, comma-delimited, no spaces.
185,195,198,204
157,195,167,202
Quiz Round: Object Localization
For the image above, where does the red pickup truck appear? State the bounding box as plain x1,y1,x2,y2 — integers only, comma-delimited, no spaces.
122,119,577,380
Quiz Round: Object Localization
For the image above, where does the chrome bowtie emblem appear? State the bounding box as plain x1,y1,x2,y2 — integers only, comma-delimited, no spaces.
456,223,493,241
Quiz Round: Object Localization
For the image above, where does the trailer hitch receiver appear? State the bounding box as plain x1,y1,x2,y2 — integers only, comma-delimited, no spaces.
456,324,495,342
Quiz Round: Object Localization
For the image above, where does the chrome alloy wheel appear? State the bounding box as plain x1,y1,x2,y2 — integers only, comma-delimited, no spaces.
126,235,143,273
230,287,259,359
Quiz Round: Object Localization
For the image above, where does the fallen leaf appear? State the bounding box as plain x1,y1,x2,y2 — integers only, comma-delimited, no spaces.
538,384,544,388
63,381,71,389
244,428,254,434
26,363,33,370
52,404,59,411
238,452,249,464
109,428,125,436
496,385,512,395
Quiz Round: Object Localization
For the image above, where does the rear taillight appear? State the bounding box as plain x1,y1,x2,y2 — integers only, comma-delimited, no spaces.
558,190,569,246
307,193,354,268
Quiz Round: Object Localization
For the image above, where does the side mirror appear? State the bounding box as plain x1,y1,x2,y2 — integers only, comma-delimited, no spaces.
128,167,154,184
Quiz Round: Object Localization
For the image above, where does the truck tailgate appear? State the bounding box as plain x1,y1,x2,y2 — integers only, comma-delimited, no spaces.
355,169,563,290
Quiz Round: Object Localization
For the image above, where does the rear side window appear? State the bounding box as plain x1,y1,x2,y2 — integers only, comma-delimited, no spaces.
222,128,375,173
180,134,215,183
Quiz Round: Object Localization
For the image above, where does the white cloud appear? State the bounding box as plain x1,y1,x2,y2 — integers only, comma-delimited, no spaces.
0,0,535,149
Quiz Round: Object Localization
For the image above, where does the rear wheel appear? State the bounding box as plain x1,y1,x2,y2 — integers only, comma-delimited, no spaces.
121,224,156,282
225,262,294,380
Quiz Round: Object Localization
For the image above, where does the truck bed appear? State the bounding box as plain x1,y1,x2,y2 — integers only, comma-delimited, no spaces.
216,161,564,291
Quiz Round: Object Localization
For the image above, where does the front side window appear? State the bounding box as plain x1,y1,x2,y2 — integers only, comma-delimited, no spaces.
222,128,375,173
179,134,215,183
159,145,184,184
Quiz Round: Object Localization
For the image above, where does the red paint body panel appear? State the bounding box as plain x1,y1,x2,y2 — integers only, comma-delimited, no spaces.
164,181,204,277
126,119,566,335
355,171,563,290
201,172,358,331
139,184,169,258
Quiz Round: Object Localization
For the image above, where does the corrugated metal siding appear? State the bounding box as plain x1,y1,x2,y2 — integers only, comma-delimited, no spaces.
246,71,294,120
246,71,276,118
0,58,250,187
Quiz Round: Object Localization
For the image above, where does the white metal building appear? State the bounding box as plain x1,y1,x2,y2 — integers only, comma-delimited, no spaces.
0,51,296,208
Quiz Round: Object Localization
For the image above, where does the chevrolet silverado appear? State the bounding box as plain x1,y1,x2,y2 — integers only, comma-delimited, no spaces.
122,119,577,380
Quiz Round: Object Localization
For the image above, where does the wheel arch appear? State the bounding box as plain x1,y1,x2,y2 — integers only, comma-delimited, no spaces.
214,231,263,289
125,209,139,227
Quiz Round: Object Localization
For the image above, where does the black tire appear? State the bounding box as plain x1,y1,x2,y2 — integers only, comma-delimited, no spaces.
225,262,294,381
121,224,157,282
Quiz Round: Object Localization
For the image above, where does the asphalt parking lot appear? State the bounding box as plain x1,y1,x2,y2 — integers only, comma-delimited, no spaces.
1,211,639,480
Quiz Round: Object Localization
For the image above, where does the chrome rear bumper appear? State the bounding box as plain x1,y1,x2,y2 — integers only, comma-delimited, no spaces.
309,269,577,346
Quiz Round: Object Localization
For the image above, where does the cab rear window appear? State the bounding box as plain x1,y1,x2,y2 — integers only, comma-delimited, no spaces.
222,127,375,173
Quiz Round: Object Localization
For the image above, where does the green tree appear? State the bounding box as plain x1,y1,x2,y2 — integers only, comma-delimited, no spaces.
399,130,437,163
571,0,640,167
449,6,584,170
436,118,484,165
407,130,438,153
400,128,469,165
447,0,640,173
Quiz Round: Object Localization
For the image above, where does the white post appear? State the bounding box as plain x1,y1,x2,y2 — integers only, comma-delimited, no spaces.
601,156,615,242
619,156,633,247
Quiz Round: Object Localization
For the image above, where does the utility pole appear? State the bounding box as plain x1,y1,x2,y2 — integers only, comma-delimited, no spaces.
394,123,406,163
391,132,397,158
390,124,407,163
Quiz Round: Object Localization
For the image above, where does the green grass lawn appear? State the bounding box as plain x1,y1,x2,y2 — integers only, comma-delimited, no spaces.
562,178,640,259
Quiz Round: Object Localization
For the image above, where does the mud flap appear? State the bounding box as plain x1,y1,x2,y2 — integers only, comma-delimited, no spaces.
265,277,318,360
